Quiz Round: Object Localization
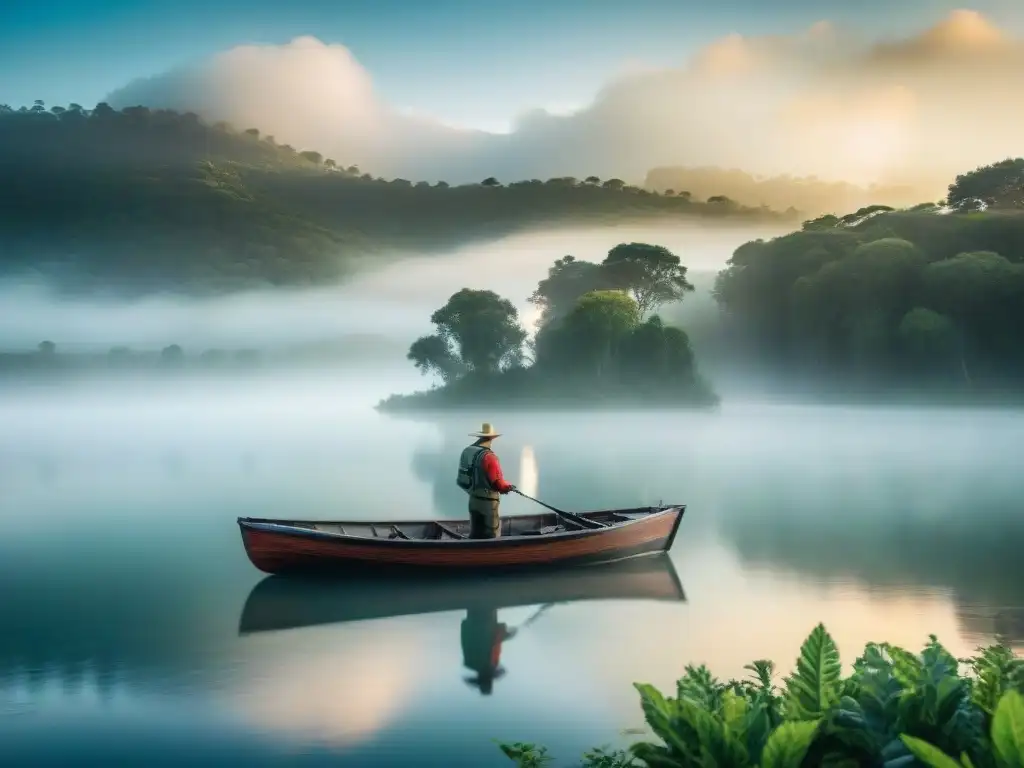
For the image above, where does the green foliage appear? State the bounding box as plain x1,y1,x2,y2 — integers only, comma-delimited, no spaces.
407,334,463,383
383,243,719,411
947,159,1024,209
783,624,842,720
0,102,780,295
529,256,612,326
537,290,640,379
408,289,528,379
499,625,1023,768
601,243,696,316
529,243,695,326
713,160,1024,393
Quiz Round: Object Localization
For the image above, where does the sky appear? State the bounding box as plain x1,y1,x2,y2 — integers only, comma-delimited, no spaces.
2,0,1023,132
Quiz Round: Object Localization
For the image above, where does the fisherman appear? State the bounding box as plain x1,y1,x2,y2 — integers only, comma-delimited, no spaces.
456,422,515,539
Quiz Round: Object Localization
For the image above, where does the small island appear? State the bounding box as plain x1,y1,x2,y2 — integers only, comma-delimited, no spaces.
377,242,720,412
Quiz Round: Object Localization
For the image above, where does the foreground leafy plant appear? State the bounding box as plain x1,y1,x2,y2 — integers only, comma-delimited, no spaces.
499,624,1024,767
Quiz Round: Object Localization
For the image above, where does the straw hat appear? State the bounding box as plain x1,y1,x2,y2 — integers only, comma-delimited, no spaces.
469,422,501,439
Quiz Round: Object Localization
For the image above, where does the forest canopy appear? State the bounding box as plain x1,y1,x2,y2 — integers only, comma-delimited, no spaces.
709,157,1024,397
0,101,787,296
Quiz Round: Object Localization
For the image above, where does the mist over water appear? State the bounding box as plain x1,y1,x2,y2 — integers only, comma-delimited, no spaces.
2,215,1020,765
0,221,783,352
2,369,1022,765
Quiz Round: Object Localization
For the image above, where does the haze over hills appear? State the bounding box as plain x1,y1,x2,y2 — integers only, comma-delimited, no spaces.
103,10,1024,191
0,103,785,297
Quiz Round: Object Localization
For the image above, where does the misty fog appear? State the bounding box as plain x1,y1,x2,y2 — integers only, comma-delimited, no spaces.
0,221,779,356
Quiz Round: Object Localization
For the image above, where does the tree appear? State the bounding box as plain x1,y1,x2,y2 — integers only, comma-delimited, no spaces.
427,289,527,374
617,315,697,385
324,158,336,170
947,158,1024,209
407,334,462,383
160,344,184,367
799,238,925,317
38,340,55,356
602,178,626,190
299,150,322,165
898,307,964,382
802,214,841,231
601,242,695,316
243,128,260,139
529,255,609,327
922,251,1024,325
536,290,639,379
481,177,500,187
584,176,600,185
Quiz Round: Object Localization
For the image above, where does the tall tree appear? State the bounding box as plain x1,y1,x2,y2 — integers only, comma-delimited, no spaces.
601,242,695,317
428,289,527,374
529,255,608,327
536,290,639,380
407,334,462,383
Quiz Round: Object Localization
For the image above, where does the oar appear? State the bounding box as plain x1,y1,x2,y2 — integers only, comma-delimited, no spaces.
518,602,555,629
512,488,606,529
507,602,555,635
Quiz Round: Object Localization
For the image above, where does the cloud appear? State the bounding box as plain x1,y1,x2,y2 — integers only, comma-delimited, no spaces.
107,11,1024,190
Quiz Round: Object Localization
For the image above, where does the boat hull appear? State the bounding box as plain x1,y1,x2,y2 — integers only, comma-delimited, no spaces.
238,506,684,576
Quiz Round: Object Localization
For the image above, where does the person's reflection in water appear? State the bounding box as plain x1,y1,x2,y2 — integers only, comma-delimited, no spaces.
461,606,517,695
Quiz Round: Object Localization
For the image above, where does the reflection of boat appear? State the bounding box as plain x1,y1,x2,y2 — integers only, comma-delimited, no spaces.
237,505,685,575
238,553,686,635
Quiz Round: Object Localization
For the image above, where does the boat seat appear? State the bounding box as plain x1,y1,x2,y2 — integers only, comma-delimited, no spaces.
524,524,565,536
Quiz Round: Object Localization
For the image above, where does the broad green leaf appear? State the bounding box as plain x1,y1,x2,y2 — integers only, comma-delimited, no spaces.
759,720,819,768
722,689,751,734
679,698,751,767
970,645,1021,715
633,683,695,760
885,644,924,689
991,689,1024,768
922,635,961,678
898,735,963,768
629,742,683,768
784,624,842,720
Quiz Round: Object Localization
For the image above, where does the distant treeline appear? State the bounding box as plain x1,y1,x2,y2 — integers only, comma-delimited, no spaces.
0,335,405,375
644,165,947,217
0,101,788,296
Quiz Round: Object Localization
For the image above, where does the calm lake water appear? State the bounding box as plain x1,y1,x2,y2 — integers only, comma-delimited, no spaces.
1,372,1022,766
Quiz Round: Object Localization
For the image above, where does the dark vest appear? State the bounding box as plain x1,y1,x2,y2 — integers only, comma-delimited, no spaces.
456,444,499,501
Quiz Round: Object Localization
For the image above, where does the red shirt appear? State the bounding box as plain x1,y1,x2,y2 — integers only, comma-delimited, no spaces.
480,451,513,492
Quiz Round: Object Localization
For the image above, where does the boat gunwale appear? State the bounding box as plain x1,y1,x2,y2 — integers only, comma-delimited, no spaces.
237,504,685,549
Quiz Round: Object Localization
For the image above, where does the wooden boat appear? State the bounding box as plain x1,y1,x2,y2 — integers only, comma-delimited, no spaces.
237,504,685,575
238,553,686,635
